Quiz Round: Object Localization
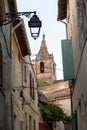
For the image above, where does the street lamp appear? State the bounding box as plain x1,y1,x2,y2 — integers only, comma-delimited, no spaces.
0,11,42,39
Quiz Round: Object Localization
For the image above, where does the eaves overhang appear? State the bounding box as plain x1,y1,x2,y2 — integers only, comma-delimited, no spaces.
8,0,31,57
13,19,31,57
8,0,18,12
38,90,48,104
57,0,67,21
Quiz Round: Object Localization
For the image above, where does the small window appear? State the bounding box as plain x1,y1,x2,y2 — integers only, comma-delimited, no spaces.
29,116,32,130
40,62,44,73
33,119,36,130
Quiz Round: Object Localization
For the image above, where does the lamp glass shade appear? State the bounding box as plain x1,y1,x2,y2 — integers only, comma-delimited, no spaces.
28,14,42,39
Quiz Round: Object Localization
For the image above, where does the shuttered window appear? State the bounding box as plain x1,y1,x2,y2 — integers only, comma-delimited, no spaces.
29,72,35,100
30,72,32,97
61,39,74,80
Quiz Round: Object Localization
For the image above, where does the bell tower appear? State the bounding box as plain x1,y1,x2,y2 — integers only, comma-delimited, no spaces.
32,34,56,84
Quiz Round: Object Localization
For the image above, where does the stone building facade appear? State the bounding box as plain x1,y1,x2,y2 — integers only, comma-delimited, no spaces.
58,0,87,130
0,1,40,130
0,1,17,130
40,80,71,130
40,81,71,116
32,34,56,84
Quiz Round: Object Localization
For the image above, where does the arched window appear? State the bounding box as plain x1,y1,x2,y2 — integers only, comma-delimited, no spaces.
40,62,44,73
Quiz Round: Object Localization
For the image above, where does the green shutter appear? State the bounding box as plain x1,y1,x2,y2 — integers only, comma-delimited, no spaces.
61,39,74,80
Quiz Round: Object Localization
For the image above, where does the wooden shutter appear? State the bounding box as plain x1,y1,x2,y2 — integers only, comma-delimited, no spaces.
30,72,32,97
32,79,35,100
29,72,35,100
61,39,74,80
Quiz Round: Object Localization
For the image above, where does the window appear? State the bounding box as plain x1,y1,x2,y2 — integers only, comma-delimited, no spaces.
29,72,35,100
40,62,44,73
20,121,24,130
29,116,32,130
0,45,2,86
33,119,36,130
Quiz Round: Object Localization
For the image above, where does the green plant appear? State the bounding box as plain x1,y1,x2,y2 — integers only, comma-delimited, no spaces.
63,114,72,122
37,79,50,87
40,102,72,130
40,102,64,124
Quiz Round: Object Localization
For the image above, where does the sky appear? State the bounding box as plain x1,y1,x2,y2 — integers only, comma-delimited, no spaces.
17,0,66,80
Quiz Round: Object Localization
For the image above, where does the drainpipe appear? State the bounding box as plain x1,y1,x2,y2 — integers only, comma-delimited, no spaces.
12,20,23,31
10,19,23,57
59,20,68,39
69,80,74,130
11,96,14,130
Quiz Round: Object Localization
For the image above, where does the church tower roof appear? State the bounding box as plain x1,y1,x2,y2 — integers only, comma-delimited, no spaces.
40,34,47,51
32,34,56,84
36,34,50,60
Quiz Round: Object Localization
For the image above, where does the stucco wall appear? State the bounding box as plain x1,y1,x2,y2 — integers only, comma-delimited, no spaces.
67,0,87,130
56,98,71,116
0,24,12,130
23,56,39,130
67,0,81,77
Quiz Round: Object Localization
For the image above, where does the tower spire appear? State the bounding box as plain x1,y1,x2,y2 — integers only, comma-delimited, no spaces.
43,34,45,41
